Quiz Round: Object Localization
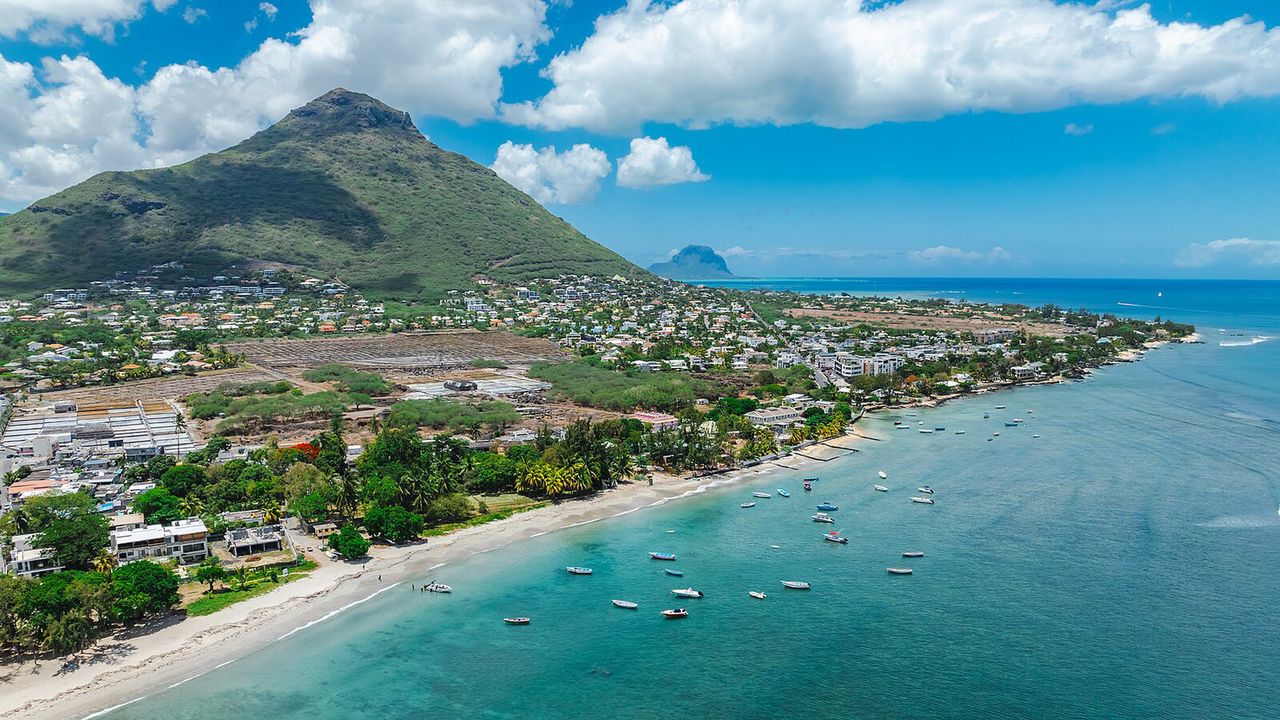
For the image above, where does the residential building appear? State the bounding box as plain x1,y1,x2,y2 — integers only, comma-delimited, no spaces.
744,406,803,426
110,517,209,565
2,533,64,577
631,411,680,432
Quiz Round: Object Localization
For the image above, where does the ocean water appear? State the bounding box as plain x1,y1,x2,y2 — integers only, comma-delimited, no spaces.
103,279,1280,720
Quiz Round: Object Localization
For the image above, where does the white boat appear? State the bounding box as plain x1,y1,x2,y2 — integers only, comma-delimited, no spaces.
995,405,1006,409
812,513,835,523
823,532,849,545
1013,418,1025,423
874,484,888,492
749,591,767,600
423,582,452,593
672,587,704,599
661,608,688,618
887,568,913,575
917,486,934,494
954,430,966,435
504,617,531,624
895,425,911,430
781,581,811,590
611,599,638,609
902,551,925,558
566,566,593,575
1033,434,1041,438
777,489,790,497
753,491,771,498
878,470,888,479
910,497,935,505
918,428,934,434
740,502,756,508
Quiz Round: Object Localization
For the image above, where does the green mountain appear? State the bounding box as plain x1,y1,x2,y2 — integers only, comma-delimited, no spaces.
0,89,645,297
649,245,735,280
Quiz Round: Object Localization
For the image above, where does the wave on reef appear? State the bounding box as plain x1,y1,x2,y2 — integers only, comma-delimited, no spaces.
1219,336,1272,347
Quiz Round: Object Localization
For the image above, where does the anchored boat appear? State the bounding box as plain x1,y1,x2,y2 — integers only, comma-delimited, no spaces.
566,566,593,575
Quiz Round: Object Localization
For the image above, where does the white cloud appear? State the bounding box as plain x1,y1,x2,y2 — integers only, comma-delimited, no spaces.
490,140,610,204
259,2,277,19
506,0,1280,132
181,5,206,24
1151,122,1176,135
909,245,1014,264
0,0,172,40
1175,238,1280,267
1064,122,1094,136
0,0,552,208
616,136,709,189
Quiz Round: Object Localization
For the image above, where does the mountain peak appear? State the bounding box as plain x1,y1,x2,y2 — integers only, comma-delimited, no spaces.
274,88,420,137
649,245,735,280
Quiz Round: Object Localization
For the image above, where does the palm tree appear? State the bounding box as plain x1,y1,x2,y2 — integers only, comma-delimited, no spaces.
232,566,252,591
335,472,360,519
178,496,204,517
263,505,282,524
91,550,118,577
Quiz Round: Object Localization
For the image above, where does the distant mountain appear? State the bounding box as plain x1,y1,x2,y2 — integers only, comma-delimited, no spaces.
649,245,736,280
0,88,645,297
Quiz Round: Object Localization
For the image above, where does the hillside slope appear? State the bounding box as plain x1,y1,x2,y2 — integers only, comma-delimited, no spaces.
0,89,644,297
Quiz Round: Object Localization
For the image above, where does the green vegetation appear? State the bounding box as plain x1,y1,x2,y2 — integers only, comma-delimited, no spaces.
0,89,645,298
467,358,508,369
327,525,371,559
529,359,728,412
185,560,318,617
363,505,424,544
301,364,390,394
185,382,354,434
18,492,110,570
384,398,521,436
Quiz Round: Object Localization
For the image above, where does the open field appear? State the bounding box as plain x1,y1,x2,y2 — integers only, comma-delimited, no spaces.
34,368,279,404
784,307,1076,338
222,330,566,374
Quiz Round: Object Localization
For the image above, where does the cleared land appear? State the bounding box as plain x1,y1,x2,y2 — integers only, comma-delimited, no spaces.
34,367,278,404
223,331,565,374
784,308,1075,338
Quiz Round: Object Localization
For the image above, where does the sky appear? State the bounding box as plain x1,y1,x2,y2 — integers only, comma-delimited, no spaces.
1,0,1278,279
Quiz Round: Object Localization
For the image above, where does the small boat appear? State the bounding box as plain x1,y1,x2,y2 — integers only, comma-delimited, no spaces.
878,470,888,479
954,430,966,435
423,582,452,593
893,420,903,425
803,482,812,491
874,484,888,492
661,608,688,618
611,599,638,609
812,512,835,523
895,424,911,430
804,477,819,482
1032,434,1041,438
753,492,771,499
823,532,849,545
918,428,934,434
995,405,1006,409
777,489,790,498
902,551,925,558
910,497,935,505
887,568,913,575
781,581,811,590
740,502,756,508
917,486,934,494
749,591,766,600
566,566,593,575
504,617,531,624
672,587,704,599
992,432,1001,437
665,568,684,577
1013,418,1025,423
983,412,990,419
816,502,838,511
1005,422,1018,427
934,427,945,431
649,552,677,561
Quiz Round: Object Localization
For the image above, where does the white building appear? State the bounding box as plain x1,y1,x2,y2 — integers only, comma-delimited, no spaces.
834,352,864,379
745,406,803,426
2,533,64,577
863,354,904,376
110,517,209,565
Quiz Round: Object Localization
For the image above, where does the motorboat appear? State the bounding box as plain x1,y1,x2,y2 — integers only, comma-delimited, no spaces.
672,587,704,599
740,502,756,508
661,608,688,618
895,424,911,430
649,552,677,561
918,428,934,434
423,582,452,593
995,405,1006,409
749,591,767,600
878,470,888,479
934,427,946,431
954,430,966,435
992,432,1001,437
812,513,835,523
504,617,531,624
886,568,913,575
823,532,849,545
1005,422,1018,427
1032,434,1041,438
611,600,638,609
665,568,685,577
753,492,772,499
910,497,935,505
893,420,903,425
902,551,925,558
777,489,791,498
917,486,934,494
781,581,811,590
566,566,593,575
874,485,888,492
1013,418,1025,423
983,412,990,419
816,502,838,511
803,482,813,491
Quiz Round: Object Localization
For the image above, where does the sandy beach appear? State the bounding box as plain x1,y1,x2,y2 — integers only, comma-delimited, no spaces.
0,434,865,720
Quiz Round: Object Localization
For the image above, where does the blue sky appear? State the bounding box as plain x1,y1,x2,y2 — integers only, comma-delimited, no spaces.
1,0,1278,279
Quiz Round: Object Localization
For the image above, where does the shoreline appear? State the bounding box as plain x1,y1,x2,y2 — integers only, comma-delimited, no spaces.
0,433,866,720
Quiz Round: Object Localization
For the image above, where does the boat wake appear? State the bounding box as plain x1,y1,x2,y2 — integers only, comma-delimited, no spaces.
1219,336,1272,347
1196,514,1279,529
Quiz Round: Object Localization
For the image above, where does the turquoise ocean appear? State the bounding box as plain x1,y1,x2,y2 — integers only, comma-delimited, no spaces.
105,278,1280,720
